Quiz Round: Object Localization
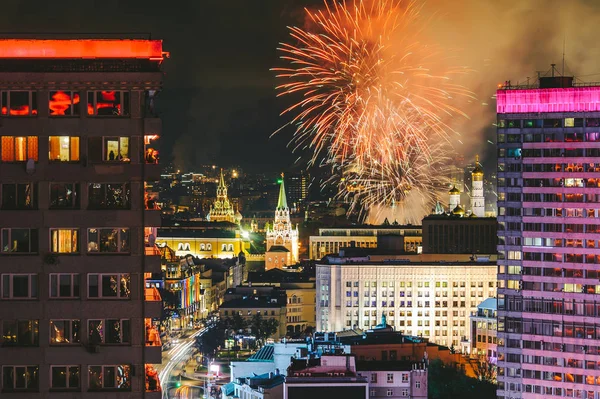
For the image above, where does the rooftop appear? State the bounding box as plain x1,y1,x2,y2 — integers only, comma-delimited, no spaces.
219,296,285,310
246,345,274,362
477,297,497,311
355,360,425,372
0,39,164,59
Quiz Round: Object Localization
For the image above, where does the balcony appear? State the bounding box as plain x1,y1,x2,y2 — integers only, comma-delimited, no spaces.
145,245,161,273
145,287,162,318
145,364,162,398
145,321,162,364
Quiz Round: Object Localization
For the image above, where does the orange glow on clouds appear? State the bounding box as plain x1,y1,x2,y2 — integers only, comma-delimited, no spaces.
0,39,164,60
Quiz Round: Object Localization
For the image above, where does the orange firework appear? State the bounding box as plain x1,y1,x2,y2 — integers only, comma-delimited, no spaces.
273,0,472,222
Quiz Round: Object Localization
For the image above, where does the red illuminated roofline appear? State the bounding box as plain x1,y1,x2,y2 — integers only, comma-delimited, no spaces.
0,39,165,60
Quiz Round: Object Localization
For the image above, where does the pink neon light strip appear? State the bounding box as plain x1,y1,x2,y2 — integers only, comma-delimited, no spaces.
497,87,600,114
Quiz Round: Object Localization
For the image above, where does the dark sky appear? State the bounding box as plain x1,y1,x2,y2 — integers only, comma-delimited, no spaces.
4,0,600,175
0,0,323,173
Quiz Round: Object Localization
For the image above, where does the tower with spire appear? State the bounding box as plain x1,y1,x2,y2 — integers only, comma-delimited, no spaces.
265,173,299,270
470,155,485,217
207,169,238,224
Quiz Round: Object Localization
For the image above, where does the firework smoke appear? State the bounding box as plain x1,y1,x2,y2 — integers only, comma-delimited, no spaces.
273,0,472,223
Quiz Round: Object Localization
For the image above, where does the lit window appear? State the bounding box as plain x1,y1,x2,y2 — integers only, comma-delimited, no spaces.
87,274,131,299
49,183,79,209
2,320,39,346
88,319,130,344
49,91,80,116
1,228,38,253
87,91,130,116
1,136,38,161
387,373,394,383
2,365,39,390
87,228,130,254
49,274,80,298
102,137,129,161
1,183,36,210
88,365,131,390
49,320,80,345
1,91,38,116
0,274,38,299
50,229,79,254
49,136,79,162
387,389,393,396
50,366,80,389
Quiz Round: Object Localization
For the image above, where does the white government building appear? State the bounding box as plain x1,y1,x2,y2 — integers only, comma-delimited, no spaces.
316,253,497,348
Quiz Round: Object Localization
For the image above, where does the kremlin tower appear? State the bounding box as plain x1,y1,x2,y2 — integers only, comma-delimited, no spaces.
207,169,238,224
265,174,299,270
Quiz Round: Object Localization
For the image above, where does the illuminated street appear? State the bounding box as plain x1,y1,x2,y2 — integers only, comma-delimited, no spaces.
157,328,206,399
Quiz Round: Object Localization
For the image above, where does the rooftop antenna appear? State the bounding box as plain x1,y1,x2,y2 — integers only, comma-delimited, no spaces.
562,34,566,76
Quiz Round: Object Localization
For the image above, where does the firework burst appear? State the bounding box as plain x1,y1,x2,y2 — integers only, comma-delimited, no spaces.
273,0,472,222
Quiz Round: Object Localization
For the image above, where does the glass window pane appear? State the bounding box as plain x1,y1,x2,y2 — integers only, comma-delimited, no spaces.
3,367,14,389
10,92,29,116
52,366,67,388
89,366,102,389
68,366,80,388
12,275,29,297
102,275,118,297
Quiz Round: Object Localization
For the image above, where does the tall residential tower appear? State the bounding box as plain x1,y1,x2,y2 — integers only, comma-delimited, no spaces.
497,75,600,398
0,39,165,397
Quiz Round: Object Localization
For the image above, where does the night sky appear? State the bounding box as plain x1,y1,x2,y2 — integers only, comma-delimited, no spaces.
3,0,600,173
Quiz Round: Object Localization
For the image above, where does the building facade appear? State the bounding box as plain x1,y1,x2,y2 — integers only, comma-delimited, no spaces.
469,298,497,361
356,361,427,399
421,215,498,254
0,39,165,396
496,76,600,398
316,254,497,348
309,226,422,260
266,176,299,270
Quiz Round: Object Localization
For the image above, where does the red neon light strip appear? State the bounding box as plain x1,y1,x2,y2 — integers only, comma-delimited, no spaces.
0,39,163,59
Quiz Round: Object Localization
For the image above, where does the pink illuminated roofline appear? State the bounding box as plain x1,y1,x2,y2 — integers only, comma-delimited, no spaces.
0,39,164,60
497,86,600,114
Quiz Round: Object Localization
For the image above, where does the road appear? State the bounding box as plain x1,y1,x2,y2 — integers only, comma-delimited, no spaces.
157,328,207,399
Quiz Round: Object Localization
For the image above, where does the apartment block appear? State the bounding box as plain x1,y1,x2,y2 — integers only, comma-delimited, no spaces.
0,38,165,397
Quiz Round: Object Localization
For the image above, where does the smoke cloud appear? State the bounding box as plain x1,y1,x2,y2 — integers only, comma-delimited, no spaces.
419,0,600,163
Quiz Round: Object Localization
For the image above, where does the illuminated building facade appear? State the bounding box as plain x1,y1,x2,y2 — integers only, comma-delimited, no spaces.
468,298,497,361
0,39,165,396
496,76,600,398
266,176,299,270
309,226,422,260
316,253,497,348
470,156,486,217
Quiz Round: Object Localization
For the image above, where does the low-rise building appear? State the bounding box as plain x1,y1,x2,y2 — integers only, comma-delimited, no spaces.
227,371,285,399
219,296,287,339
356,361,427,399
469,298,498,362
247,269,316,335
284,355,369,399
421,215,497,254
309,225,422,260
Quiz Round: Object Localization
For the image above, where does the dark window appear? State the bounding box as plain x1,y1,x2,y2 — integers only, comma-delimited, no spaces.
2,365,39,390
1,183,36,210
2,320,39,346
51,366,80,389
87,184,130,210
1,91,37,116
49,183,79,209
1,229,38,253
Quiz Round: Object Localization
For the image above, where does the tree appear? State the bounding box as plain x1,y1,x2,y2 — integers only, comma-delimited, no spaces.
428,359,496,399
248,313,279,346
472,358,497,384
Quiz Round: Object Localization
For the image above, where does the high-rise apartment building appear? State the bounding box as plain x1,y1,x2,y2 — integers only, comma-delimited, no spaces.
496,75,600,398
0,39,165,397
